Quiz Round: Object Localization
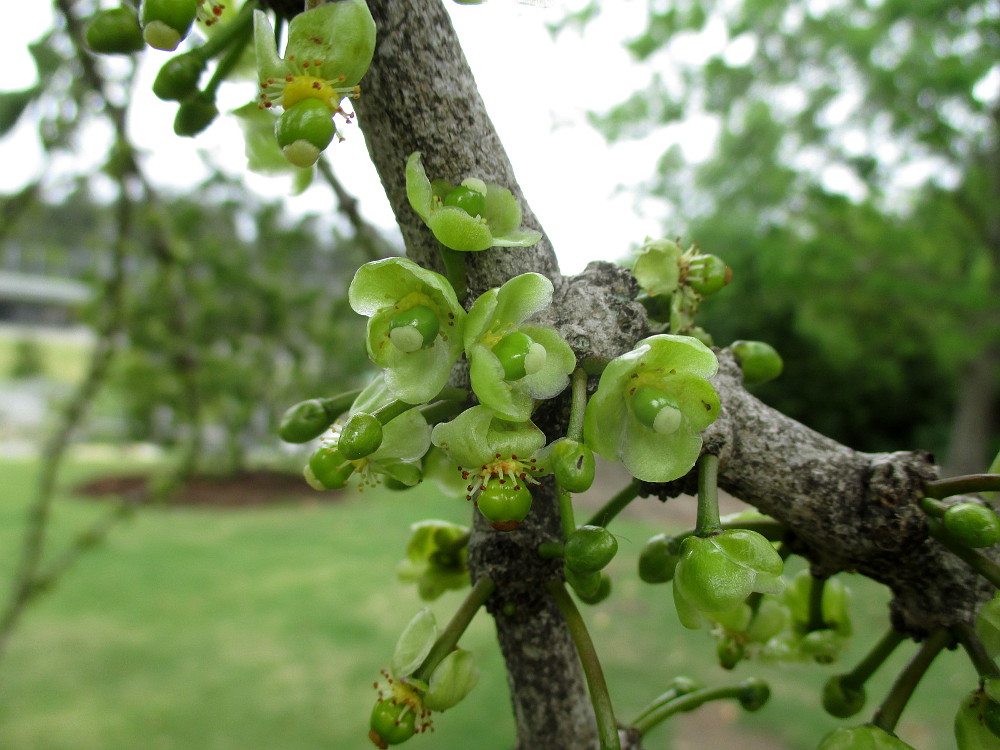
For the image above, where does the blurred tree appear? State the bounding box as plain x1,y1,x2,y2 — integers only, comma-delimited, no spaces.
580,0,999,468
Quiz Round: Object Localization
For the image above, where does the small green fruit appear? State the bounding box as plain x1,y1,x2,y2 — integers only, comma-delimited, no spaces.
306,445,354,490
368,699,416,748
388,305,440,352
731,340,783,386
822,675,866,718
476,478,532,532
275,98,337,168
85,7,145,54
140,0,198,50
564,526,618,574
637,533,681,583
443,184,486,217
687,253,730,296
942,502,1000,548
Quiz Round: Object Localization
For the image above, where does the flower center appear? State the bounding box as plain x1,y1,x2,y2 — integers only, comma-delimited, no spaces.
631,385,683,434
492,331,546,380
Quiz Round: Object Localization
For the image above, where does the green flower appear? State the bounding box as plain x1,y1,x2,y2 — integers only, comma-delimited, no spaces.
431,405,548,499
397,520,470,601
672,529,785,629
305,378,430,490
349,258,466,405
817,726,916,749
405,152,542,252
769,570,852,663
464,273,576,421
583,334,720,482
633,237,682,297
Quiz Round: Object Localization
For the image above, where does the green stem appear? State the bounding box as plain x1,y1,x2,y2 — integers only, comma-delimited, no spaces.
439,246,468,300
953,621,1000,681
924,474,1000,499
920,496,949,518
320,390,363,421
840,628,907,690
537,542,564,559
558,487,577,540
630,684,750,736
412,576,495,683
927,518,1000,588
694,454,721,536
585,480,641,529
546,581,621,750
806,575,828,632
200,11,256,97
872,628,952,734
566,369,589,443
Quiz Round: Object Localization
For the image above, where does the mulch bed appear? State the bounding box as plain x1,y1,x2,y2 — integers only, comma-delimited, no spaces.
74,470,333,508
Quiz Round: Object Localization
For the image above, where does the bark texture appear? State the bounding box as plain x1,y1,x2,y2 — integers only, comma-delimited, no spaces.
352,1,995,748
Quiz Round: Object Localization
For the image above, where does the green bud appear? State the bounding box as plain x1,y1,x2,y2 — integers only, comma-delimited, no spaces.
575,572,612,605
140,0,198,51
444,183,486,217
85,7,145,55
737,678,770,712
822,675,866,718
279,399,335,443
174,93,218,137
389,305,441,353
492,330,546,381
476,478,532,532
368,699,416,748
731,340,783,387
631,385,683,434
339,413,384,460
717,634,745,670
638,533,682,583
564,565,602,599
550,438,596,494
153,52,206,101
942,502,1000,548
564,525,618,574
686,254,731,296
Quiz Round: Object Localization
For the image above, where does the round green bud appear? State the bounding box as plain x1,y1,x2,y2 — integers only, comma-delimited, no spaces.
173,94,218,137
942,502,1000,548
368,699,416,748
388,305,440,353
550,438,596,494
279,399,334,443
737,678,770,712
140,0,198,50
275,98,336,168
687,254,731,296
717,635,745,670
444,184,486,217
564,525,618,574
476,478,532,532
575,572,612,605
822,675,866,718
85,7,145,55
637,533,681,583
153,52,205,101
492,331,545,381
564,565,602,599
731,340,783,386
338,413,384,460
631,385,682,434
305,445,354,490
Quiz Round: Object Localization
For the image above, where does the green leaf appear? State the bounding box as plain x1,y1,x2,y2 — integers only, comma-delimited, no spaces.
0,87,41,137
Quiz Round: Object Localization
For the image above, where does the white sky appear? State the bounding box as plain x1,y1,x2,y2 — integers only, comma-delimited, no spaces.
0,0,717,274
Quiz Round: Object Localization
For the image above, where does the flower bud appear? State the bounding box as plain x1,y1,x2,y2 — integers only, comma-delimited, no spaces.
942,502,1000,548
339,413,384,460
564,525,618,574
279,399,335,443
731,340,783,387
686,253,731,296
550,438,596,494
85,7,145,55
822,675,866,718
153,52,205,101
174,93,218,137
638,533,682,583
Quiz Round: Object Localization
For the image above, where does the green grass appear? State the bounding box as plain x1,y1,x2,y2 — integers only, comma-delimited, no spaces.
0,329,92,384
0,456,977,750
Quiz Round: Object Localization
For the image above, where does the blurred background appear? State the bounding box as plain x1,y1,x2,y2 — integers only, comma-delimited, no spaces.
0,0,996,748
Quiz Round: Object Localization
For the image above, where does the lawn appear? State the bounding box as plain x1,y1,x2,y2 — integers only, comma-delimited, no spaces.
0,455,976,750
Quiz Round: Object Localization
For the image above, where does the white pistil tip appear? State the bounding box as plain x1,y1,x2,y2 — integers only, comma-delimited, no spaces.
390,326,425,353
523,342,546,376
653,404,683,435
143,21,182,51
282,141,322,168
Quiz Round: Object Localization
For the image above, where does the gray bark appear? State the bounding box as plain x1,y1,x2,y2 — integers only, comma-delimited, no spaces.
353,1,995,747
